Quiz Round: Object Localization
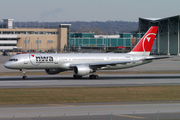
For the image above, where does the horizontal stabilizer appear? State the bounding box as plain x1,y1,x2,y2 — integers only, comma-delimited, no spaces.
142,56,171,61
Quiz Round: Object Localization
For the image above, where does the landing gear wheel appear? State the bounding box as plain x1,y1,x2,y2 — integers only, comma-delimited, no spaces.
73,75,76,78
78,76,82,79
22,76,27,80
73,75,82,79
89,75,99,79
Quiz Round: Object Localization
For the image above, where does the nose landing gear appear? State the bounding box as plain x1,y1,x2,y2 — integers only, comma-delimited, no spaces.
22,69,27,80
23,76,27,79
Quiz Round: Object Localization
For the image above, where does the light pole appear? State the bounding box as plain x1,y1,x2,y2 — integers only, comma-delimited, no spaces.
36,38,41,53
25,37,28,52
1,20,3,28
29,37,30,52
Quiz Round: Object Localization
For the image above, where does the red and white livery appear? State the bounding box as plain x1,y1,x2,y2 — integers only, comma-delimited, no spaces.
129,26,158,56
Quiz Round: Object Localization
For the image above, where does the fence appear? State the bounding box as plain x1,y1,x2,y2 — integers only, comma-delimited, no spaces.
2,111,180,120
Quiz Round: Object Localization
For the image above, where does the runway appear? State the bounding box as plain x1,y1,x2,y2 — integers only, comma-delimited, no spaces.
1,74,180,88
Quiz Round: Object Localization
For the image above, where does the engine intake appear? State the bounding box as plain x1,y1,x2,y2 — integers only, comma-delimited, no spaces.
73,65,92,76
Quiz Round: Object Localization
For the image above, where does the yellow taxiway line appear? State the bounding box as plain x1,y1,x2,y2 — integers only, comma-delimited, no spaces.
116,114,146,119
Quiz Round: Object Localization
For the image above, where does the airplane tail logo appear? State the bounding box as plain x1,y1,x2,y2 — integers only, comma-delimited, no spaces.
129,26,158,56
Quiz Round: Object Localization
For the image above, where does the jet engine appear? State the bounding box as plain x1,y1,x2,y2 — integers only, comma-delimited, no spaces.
45,69,65,75
73,65,93,76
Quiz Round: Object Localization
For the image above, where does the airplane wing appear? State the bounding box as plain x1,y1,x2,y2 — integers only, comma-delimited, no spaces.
70,59,140,68
89,60,140,66
70,56,170,69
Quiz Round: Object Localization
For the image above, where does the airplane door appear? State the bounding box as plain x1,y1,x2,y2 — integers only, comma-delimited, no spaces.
24,57,28,64
107,57,110,61
54,57,58,64
131,57,135,60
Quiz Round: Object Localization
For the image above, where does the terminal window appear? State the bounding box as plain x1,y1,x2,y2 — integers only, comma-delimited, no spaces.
47,40,53,43
3,31,14,34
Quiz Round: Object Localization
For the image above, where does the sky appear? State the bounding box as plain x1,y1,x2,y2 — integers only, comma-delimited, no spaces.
0,0,180,22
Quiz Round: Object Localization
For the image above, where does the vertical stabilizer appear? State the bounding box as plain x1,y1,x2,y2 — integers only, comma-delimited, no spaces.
129,26,158,56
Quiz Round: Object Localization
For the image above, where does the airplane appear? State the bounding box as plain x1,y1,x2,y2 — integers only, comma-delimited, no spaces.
4,26,168,79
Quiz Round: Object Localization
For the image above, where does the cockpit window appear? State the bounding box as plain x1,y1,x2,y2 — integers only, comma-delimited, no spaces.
9,59,18,61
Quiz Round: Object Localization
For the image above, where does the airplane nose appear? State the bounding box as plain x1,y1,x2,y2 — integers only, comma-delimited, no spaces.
4,62,11,69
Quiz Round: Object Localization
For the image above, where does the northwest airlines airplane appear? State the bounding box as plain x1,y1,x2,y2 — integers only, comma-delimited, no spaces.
4,26,167,79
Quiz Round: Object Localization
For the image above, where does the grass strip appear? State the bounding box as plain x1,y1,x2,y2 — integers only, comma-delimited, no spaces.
0,86,180,105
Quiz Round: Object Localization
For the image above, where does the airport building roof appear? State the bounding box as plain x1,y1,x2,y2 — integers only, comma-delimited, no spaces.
139,15,180,23
139,15,180,55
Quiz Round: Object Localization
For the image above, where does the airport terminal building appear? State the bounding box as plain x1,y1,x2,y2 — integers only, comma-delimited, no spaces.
0,19,138,53
0,19,71,52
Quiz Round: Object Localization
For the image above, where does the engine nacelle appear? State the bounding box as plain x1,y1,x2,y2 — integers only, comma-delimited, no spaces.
73,65,93,76
45,69,65,75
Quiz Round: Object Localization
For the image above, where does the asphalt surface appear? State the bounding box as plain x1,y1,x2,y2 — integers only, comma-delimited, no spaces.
1,74,180,88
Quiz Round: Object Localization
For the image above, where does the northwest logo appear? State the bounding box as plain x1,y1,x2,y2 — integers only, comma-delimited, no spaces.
29,54,54,66
142,33,156,52
35,56,53,62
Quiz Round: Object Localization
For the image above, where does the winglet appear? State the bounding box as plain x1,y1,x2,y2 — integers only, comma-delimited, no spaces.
129,26,158,56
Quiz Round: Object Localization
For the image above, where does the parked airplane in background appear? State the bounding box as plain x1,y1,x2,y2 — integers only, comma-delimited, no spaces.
4,26,168,79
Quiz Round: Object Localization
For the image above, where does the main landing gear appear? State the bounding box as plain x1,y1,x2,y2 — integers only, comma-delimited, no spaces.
22,69,27,80
73,74,99,79
89,74,99,79
73,75,82,79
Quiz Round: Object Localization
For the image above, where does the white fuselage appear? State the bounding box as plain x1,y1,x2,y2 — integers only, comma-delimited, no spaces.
4,53,152,70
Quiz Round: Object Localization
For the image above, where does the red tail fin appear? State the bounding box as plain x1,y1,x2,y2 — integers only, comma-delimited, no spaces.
129,26,158,56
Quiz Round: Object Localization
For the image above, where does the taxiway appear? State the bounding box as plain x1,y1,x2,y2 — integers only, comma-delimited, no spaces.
0,74,180,88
